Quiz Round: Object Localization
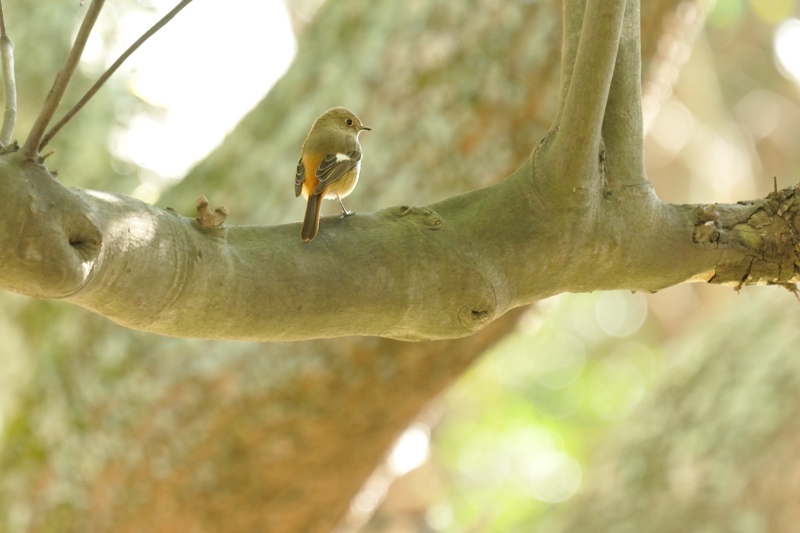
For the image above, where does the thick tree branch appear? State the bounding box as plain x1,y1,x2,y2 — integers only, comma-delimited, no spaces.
40,0,195,150
21,0,105,160
0,0,793,344
0,0,16,147
602,0,646,188
551,0,626,193
1,152,796,341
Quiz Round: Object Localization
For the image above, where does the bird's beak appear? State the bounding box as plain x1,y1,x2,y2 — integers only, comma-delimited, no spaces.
361,125,372,131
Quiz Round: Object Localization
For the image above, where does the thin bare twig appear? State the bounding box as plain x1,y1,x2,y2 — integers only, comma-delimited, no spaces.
21,0,106,160
0,0,17,147
41,0,195,151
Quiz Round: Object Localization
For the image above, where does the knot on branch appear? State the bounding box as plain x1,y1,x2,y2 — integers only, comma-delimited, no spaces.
193,195,229,240
696,203,719,223
195,195,228,228
457,303,493,332
396,205,443,230
692,204,721,245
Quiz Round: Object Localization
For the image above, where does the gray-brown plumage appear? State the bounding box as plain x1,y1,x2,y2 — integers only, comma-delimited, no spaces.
295,108,370,242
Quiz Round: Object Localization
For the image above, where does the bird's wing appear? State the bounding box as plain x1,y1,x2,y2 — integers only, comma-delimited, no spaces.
313,149,362,195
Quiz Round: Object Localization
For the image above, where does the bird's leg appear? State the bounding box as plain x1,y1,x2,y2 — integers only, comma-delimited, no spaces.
336,195,355,218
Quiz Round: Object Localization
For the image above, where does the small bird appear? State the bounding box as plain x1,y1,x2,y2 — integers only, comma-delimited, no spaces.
295,107,371,242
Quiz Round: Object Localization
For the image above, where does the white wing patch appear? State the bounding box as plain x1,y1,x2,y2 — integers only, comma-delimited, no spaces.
335,153,351,162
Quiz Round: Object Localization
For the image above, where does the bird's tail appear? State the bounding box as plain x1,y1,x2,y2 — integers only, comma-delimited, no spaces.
301,194,323,242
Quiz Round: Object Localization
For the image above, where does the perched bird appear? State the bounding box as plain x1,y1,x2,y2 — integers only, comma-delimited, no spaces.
295,107,371,242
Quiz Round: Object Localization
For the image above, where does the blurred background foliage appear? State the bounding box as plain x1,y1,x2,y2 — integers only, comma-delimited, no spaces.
0,0,799,532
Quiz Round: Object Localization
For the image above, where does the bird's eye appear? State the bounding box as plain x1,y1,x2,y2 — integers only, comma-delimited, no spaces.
346,118,354,126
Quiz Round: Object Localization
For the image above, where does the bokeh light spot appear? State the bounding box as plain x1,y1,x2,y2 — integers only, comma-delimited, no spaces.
524,451,582,503
650,100,695,155
774,19,800,84
594,291,648,338
387,423,430,476
425,504,454,531
734,90,781,139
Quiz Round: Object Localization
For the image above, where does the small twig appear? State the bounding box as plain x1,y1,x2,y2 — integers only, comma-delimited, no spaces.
195,195,229,228
0,1,17,147
41,0,195,151
21,0,106,160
